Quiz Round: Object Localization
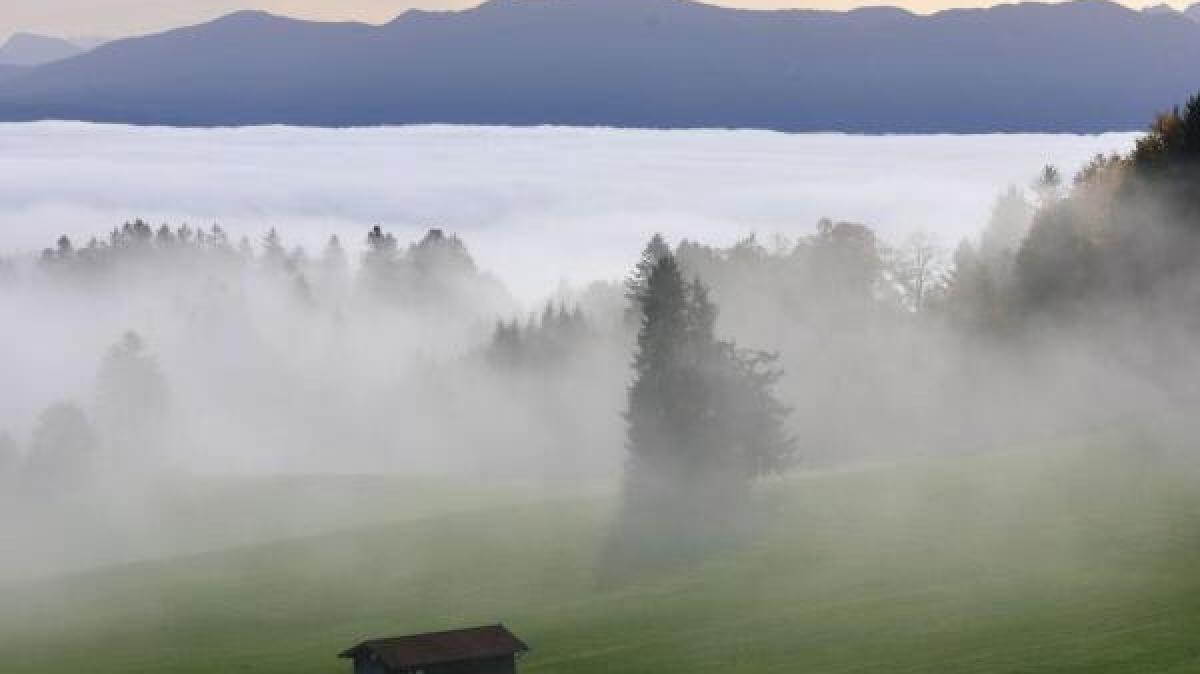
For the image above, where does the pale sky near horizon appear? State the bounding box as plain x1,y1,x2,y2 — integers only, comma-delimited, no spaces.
0,0,1187,43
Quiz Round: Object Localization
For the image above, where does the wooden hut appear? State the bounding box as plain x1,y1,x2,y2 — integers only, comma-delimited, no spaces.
339,624,529,674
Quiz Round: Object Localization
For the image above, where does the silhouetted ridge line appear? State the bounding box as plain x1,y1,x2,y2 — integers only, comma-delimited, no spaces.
1,0,1199,131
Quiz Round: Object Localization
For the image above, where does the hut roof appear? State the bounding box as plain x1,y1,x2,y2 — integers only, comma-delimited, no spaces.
339,624,528,669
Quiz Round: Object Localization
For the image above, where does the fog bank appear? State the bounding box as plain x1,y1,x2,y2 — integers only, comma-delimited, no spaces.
0,123,1135,301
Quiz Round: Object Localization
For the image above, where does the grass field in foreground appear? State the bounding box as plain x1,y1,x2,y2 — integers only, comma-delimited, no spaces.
3,441,1200,674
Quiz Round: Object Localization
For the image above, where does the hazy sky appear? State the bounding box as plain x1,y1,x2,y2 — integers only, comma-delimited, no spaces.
0,0,1185,43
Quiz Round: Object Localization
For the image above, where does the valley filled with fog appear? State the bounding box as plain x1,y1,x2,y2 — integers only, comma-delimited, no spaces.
0,123,1137,468
0,123,1135,300
7,0,1200,664
0,122,1177,586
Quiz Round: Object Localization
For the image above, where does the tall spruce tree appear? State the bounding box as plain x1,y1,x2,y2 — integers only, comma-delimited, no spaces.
626,253,693,480
625,233,672,302
623,233,672,324
623,238,795,522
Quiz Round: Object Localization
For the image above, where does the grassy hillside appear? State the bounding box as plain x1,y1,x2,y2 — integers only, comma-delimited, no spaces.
3,441,1200,673
0,474,546,581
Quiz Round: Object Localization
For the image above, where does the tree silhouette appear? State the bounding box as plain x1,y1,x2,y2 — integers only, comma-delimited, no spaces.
625,233,672,305
980,186,1034,275
95,331,168,470
322,234,349,281
25,402,96,488
261,227,288,270
621,238,794,529
606,239,795,579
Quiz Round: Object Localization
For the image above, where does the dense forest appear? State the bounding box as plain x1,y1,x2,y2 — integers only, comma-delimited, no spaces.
2,94,1200,578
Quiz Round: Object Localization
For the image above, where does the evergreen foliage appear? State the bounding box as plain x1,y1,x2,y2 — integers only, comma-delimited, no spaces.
625,233,671,306
487,303,588,369
617,238,794,551
25,403,96,489
359,226,509,311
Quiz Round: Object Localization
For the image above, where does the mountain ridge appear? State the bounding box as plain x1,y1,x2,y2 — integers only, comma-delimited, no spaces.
1,0,1199,132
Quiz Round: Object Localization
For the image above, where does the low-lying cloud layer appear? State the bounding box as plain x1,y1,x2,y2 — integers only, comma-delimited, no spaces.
0,123,1135,301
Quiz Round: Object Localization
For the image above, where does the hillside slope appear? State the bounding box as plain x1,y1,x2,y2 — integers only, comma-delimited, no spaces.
3,443,1200,673
0,475,540,582
1,0,1199,131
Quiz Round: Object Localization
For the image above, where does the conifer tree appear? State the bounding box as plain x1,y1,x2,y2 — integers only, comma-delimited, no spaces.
625,233,672,307
209,224,229,249
177,224,195,246
361,225,400,295
261,227,287,269
623,238,794,517
95,332,168,470
980,186,1034,272
322,235,349,278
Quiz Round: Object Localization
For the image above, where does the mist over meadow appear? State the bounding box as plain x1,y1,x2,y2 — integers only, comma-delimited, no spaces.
2,120,1183,586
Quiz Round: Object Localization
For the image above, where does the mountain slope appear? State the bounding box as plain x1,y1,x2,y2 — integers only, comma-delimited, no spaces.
0,33,81,66
1,0,1199,131
0,65,28,83
3,444,1200,674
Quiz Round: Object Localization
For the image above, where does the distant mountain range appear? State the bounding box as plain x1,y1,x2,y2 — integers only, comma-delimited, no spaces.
0,33,82,66
1142,2,1200,18
1,0,1200,132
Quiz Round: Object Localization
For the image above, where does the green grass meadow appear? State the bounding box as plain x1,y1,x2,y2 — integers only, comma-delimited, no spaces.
4,440,1200,673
